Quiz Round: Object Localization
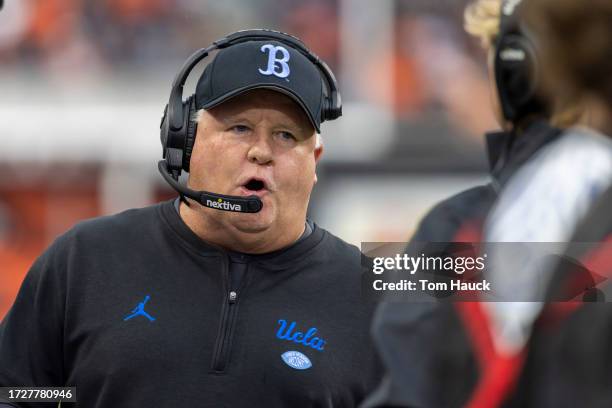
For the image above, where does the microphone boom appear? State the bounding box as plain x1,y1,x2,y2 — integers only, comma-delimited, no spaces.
158,161,263,213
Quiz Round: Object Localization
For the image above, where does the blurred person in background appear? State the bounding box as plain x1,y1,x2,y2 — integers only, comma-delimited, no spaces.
0,30,381,407
411,0,583,244
478,0,612,406
362,0,587,407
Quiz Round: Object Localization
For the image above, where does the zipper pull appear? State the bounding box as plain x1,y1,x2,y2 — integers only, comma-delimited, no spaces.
229,291,237,304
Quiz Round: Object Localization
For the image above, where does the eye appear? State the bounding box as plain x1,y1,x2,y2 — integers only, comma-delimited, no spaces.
277,131,297,142
229,125,251,134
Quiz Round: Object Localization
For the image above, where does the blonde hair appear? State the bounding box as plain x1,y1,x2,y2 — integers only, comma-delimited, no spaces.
464,0,502,49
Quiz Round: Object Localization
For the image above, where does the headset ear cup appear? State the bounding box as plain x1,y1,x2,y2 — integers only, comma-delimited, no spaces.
160,104,169,155
495,37,517,121
183,96,198,172
320,98,330,122
495,35,540,122
330,102,342,120
321,97,341,121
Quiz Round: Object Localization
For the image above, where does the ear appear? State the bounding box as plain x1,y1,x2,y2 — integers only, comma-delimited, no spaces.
313,135,324,185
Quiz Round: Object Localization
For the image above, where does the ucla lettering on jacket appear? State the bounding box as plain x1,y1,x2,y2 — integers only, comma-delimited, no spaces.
276,319,326,351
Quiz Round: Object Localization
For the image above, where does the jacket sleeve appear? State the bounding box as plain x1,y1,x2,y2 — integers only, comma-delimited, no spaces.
0,242,66,405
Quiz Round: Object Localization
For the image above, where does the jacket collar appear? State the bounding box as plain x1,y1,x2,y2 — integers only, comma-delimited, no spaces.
159,199,325,269
485,120,562,188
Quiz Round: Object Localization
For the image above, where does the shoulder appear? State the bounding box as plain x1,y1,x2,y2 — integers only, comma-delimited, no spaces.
48,202,165,256
519,127,612,184
312,225,363,266
318,227,360,255
413,185,494,242
74,203,160,238
425,186,493,220
487,128,612,242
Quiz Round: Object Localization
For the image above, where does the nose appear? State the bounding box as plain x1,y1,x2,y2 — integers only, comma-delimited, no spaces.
247,130,273,165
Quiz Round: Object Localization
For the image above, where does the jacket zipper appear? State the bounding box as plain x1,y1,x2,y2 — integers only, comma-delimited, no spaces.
210,258,245,373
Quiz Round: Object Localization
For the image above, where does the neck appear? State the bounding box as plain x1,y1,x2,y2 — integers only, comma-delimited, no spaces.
511,115,546,136
581,96,612,137
594,108,612,137
179,201,306,254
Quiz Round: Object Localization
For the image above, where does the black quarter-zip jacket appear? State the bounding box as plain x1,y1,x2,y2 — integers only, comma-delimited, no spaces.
0,200,381,408
363,121,563,408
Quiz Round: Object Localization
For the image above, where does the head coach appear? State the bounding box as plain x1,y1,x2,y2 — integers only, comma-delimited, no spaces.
0,30,381,407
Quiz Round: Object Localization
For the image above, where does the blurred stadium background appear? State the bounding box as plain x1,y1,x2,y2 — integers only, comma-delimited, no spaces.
0,0,497,318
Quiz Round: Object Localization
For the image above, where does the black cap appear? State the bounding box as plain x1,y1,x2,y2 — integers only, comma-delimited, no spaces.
195,40,324,132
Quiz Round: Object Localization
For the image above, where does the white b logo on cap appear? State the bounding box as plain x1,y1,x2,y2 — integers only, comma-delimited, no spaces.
259,44,290,79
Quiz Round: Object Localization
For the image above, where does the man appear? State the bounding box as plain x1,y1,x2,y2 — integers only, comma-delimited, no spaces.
362,1,584,407
0,31,380,407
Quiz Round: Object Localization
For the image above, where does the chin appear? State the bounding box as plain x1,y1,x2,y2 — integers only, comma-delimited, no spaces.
230,210,275,234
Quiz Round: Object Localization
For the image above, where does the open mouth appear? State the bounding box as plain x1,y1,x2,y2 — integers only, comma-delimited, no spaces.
243,178,266,192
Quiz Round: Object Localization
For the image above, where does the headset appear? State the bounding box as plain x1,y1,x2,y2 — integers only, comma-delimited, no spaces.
159,29,342,213
494,0,548,123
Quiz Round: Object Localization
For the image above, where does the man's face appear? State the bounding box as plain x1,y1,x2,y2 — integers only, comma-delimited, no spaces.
187,89,322,234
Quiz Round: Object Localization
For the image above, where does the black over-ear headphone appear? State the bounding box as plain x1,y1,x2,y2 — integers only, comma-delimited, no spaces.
494,0,548,123
158,29,342,213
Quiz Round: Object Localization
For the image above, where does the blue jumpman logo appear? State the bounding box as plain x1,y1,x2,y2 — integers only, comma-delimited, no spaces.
124,295,156,322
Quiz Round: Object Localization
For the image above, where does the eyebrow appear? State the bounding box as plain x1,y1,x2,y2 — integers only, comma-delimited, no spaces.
218,114,306,134
216,115,253,126
275,122,305,134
